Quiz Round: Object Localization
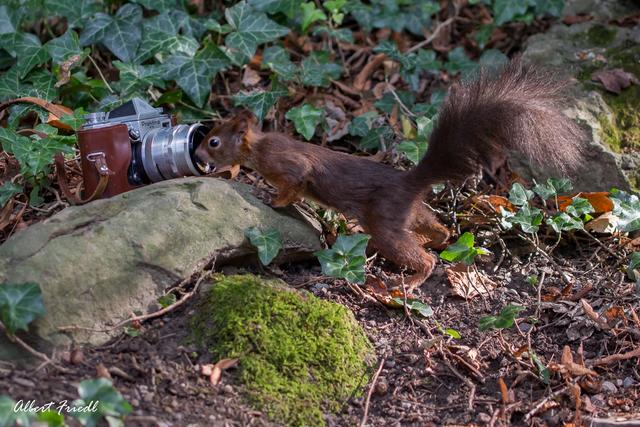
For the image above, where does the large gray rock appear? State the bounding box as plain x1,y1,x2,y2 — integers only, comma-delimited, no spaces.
518,20,640,191
0,178,321,359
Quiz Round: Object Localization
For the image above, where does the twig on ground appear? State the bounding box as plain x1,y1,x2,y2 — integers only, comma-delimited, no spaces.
0,321,68,373
405,12,459,54
523,385,568,423
588,346,640,367
360,356,386,427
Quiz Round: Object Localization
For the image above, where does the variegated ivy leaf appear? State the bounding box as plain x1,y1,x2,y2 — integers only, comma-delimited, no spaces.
162,43,230,107
43,0,102,29
314,233,371,283
0,282,46,334
233,84,288,121
46,29,83,64
27,69,58,101
224,1,289,65
508,183,534,207
81,4,142,63
285,104,324,140
135,10,200,63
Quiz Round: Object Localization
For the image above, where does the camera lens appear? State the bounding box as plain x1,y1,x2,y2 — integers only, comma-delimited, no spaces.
140,124,208,182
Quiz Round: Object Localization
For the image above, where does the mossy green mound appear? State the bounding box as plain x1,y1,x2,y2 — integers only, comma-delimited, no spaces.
191,274,374,426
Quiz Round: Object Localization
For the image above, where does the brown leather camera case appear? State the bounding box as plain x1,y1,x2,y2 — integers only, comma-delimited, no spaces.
77,124,140,199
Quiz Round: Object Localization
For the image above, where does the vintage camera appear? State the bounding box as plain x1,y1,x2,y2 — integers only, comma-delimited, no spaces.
76,98,209,199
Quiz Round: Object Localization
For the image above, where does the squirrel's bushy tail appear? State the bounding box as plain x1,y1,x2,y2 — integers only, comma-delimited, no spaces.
407,59,584,186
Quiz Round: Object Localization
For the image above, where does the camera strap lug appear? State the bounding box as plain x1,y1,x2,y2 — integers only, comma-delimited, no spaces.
55,152,112,205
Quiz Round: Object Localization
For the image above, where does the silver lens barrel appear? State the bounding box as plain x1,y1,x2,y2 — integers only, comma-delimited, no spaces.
140,123,207,182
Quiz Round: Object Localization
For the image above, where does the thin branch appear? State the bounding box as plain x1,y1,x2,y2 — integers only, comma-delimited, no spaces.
360,357,386,427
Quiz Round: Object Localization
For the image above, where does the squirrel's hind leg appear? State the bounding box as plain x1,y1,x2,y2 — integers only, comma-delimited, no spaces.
369,227,437,293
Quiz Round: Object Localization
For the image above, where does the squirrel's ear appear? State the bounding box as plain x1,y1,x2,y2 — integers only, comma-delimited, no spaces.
232,110,258,137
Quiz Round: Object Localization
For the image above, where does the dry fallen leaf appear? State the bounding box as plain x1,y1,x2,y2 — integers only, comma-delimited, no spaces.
56,54,82,88
591,68,638,94
580,299,611,330
364,276,404,307
472,195,515,214
558,192,613,214
445,263,497,299
585,212,618,234
242,67,262,87
96,363,112,379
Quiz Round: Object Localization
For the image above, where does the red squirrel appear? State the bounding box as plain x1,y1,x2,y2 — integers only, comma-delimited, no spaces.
195,60,584,291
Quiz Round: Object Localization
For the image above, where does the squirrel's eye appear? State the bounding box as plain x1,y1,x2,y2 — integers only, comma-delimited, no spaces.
208,137,221,148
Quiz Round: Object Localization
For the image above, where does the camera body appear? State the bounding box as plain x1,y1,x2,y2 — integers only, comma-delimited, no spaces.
76,99,208,199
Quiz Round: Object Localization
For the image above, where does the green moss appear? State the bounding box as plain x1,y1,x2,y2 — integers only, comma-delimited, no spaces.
584,24,618,46
598,114,622,152
190,274,374,427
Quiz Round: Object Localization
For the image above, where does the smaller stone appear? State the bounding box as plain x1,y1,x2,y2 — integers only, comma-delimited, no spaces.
375,378,389,395
223,384,234,394
385,359,396,368
477,413,491,423
601,380,618,393
623,377,634,388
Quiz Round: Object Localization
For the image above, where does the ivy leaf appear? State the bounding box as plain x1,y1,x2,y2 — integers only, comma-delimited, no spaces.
315,233,371,283
0,395,31,427
46,29,82,64
79,12,111,46
300,2,327,33
392,298,434,317
300,51,342,87
479,48,508,69
249,0,299,18
9,32,50,78
0,6,16,34
0,181,22,207
163,43,230,107
398,116,433,164
44,0,102,29
262,45,297,81
72,379,132,426
440,232,490,265
59,109,87,131
26,69,58,101
130,0,178,12
158,293,177,308
360,126,394,151
349,111,379,137
508,182,534,206
415,49,442,73
0,282,46,334
135,10,200,63
224,0,289,65
479,304,523,331
285,104,324,140
114,61,166,98
546,212,584,233
493,0,529,25
610,189,640,232
565,197,594,219
101,4,143,63
628,252,640,281
374,90,415,114
244,227,283,265
533,178,572,199
233,84,288,121
510,204,544,234
444,47,477,77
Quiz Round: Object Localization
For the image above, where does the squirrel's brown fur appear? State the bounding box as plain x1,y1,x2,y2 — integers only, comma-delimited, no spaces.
195,60,584,291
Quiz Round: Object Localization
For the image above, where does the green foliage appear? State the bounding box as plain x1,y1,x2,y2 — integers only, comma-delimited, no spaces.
610,189,640,232
488,0,563,25
531,350,551,384
191,274,373,427
440,232,490,265
398,116,433,164
72,378,132,427
392,297,434,317
285,103,324,140
628,252,640,281
0,181,21,207
233,83,288,121
244,227,283,265
315,233,370,283
508,182,534,206
300,51,342,87
0,282,45,335
158,293,177,308
479,304,524,331
533,177,573,200
300,2,327,33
